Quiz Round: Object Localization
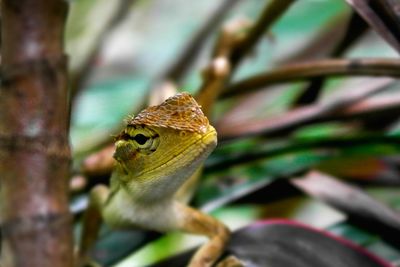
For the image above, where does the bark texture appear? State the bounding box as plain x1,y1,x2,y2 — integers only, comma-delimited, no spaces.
0,1,73,267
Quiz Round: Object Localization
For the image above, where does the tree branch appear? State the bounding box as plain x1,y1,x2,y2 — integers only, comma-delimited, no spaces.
195,18,248,116
197,0,296,115
223,58,400,98
218,78,393,140
0,1,73,267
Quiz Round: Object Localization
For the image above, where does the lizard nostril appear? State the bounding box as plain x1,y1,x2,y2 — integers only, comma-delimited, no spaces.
113,143,136,162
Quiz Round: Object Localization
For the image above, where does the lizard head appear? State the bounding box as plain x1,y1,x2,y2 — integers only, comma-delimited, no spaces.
113,93,217,182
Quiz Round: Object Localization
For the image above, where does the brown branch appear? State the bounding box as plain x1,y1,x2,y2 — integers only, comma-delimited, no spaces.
217,78,394,140
195,18,250,117
229,0,296,70
196,57,231,117
223,58,400,99
196,0,296,114
0,1,72,267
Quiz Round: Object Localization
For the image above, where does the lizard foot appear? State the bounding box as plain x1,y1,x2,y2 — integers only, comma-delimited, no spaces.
216,255,245,267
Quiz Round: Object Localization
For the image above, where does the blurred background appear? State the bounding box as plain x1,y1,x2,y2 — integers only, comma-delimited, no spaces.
66,0,400,266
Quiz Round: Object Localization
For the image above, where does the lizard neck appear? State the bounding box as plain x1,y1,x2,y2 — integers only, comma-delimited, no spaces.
113,149,207,203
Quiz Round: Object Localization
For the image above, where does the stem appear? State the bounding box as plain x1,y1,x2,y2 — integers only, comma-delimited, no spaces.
223,58,400,98
218,78,392,140
0,1,73,267
197,0,296,115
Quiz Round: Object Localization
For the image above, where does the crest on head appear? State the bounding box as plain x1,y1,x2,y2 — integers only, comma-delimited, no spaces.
126,93,209,133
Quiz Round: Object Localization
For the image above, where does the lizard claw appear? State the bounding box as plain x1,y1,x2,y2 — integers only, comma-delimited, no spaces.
216,255,246,267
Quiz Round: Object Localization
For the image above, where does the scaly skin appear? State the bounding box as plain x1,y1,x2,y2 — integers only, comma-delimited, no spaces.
77,93,241,267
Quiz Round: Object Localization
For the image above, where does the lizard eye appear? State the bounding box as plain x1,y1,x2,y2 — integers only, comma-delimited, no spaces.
133,134,149,145
120,126,160,153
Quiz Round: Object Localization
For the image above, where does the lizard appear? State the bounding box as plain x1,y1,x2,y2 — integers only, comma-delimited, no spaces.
76,92,243,267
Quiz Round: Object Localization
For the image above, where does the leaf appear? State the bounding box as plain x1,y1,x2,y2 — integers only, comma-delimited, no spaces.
292,171,400,240
316,156,388,181
346,0,400,53
92,229,159,266
199,135,400,210
198,150,332,211
147,220,393,267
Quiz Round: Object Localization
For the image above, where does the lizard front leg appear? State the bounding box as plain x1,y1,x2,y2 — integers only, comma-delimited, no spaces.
175,203,243,267
76,185,110,267
77,187,242,267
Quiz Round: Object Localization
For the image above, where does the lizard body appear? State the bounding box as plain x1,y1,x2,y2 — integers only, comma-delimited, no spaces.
77,93,241,267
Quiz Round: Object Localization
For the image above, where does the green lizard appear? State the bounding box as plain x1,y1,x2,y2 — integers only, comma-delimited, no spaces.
76,92,242,267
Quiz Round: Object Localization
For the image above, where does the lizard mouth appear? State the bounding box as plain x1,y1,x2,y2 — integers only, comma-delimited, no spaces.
201,127,217,146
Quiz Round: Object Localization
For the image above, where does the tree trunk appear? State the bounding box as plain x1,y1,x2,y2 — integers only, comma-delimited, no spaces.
0,1,73,267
